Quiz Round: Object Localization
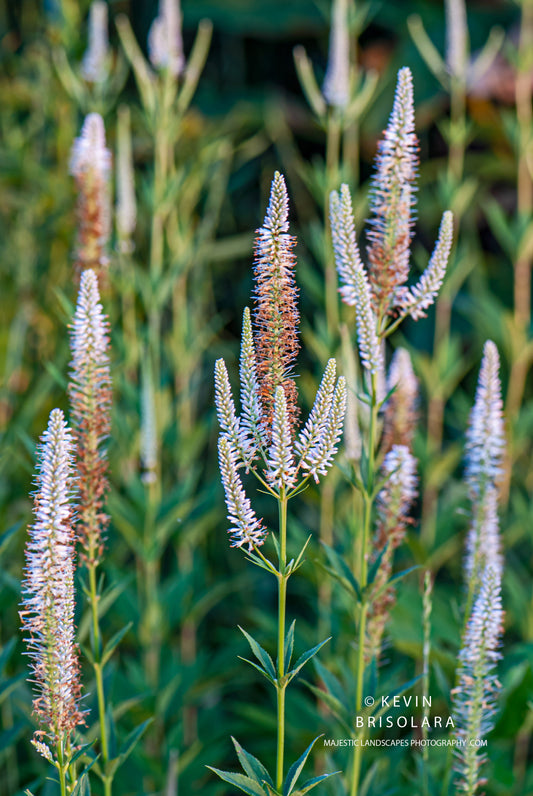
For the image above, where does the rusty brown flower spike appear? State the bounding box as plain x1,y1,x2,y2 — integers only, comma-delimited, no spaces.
69,268,112,567
20,409,84,760
382,347,419,452
253,171,300,436
69,113,112,281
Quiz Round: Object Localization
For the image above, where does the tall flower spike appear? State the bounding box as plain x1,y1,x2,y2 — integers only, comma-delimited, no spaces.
69,269,111,566
266,386,297,491
81,1,110,84
382,347,418,452
148,0,185,77
70,113,112,279
254,172,300,433
446,0,468,80
330,186,383,374
398,210,454,320
20,409,84,756
239,308,263,459
465,340,505,496
322,0,350,110
464,484,503,586
453,566,504,794
366,67,418,312
218,434,266,551
367,444,417,660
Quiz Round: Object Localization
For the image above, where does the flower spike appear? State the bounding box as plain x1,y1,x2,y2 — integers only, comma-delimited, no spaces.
69,269,111,566
382,347,418,451
70,114,112,279
322,0,350,110
367,67,418,310
398,210,454,319
266,386,297,491
20,410,84,757
148,0,185,77
239,308,263,457
81,1,110,84
465,340,505,495
453,566,504,793
254,171,300,434
330,186,382,374
218,434,266,551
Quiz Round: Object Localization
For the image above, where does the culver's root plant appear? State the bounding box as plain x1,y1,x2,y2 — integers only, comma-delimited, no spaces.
212,171,346,795
324,66,454,796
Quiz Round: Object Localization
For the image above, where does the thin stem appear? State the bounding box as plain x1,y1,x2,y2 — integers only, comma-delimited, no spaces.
276,492,288,792
56,740,68,796
350,374,378,796
324,111,341,339
88,565,109,764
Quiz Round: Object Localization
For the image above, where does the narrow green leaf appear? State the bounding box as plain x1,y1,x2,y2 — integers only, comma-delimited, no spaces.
238,657,276,685
111,718,152,772
101,622,133,666
305,684,352,734
0,638,16,672
288,639,330,682
366,544,389,587
321,544,361,600
283,737,322,796
207,767,268,796
239,627,276,680
231,737,274,788
299,771,341,793
0,522,21,558
284,621,296,674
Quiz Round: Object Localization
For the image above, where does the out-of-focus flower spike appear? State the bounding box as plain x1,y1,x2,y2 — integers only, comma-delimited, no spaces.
148,0,185,77
398,210,454,320
295,359,337,465
266,386,297,491
254,172,300,433
141,362,158,485
116,105,137,252
367,444,417,660
453,566,504,793
303,376,347,483
81,1,110,84
239,308,263,456
322,0,350,110
330,186,382,374
70,113,112,279
382,347,418,451
69,269,111,564
464,484,503,586
446,0,468,81
20,409,84,751
366,68,418,311
465,340,505,495
218,434,266,551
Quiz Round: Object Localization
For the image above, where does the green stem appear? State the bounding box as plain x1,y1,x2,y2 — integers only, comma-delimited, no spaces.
324,111,341,338
88,562,112,793
56,740,68,796
276,493,288,792
351,375,378,796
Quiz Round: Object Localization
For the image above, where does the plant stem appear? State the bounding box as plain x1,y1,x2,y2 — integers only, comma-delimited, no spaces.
324,111,341,339
88,564,110,766
276,492,288,792
350,375,378,796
